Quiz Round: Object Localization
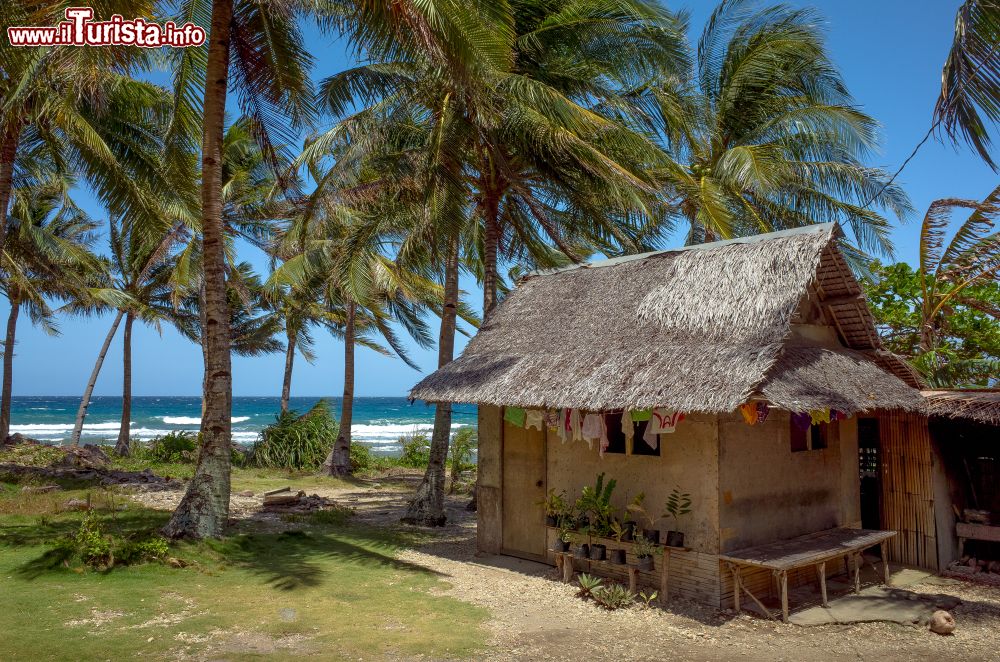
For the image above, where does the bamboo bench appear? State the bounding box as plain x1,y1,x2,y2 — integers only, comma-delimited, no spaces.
719,527,897,622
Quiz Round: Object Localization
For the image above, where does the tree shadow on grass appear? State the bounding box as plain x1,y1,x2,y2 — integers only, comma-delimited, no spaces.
216,528,451,591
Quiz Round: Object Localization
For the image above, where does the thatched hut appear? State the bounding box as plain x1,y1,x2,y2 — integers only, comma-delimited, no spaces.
412,224,926,611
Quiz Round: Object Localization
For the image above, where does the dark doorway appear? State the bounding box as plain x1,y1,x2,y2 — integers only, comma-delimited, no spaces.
859,418,881,531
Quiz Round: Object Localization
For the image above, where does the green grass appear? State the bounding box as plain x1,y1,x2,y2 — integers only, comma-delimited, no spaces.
0,481,488,660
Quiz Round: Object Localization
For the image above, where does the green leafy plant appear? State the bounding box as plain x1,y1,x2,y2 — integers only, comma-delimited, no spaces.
663,487,692,531
248,401,337,470
559,527,573,544
626,492,657,534
610,519,629,543
448,427,477,491
637,590,659,608
56,511,169,570
577,472,617,537
350,444,392,474
397,432,431,468
592,583,635,610
141,431,199,463
632,534,659,559
576,573,603,599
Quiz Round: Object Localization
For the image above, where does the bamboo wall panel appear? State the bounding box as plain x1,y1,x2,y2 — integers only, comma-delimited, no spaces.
879,412,937,569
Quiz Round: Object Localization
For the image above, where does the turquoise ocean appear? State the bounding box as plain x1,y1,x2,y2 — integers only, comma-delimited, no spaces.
8,396,477,456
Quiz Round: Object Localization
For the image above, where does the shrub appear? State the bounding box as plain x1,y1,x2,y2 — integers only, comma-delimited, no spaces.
396,432,430,468
591,583,635,610
57,511,169,570
350,444,391,474
448,426,477,487
248,401,337,470
132,431,199,464
576,573,603,599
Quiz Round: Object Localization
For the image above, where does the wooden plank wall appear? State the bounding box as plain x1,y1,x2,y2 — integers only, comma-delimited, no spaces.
879,411,938,569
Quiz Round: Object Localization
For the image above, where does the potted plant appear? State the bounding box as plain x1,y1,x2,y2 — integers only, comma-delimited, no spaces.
608,520,628,564
539,488,568,527
589,540,607,561
555,526,572,552
626,492,660,544
662,487,692,548
572,532,589,559
632,534,658,572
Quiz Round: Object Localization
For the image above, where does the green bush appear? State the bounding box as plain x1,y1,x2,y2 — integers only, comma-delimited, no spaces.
397,432,430,468
56,511,169,570
350,444,391,474
248,400,337,470
130,431,199,464
449,426,477,478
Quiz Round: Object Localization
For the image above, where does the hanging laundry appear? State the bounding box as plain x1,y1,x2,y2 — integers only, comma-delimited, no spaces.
791,412,811,430
631,409,652,422
544,410,560,430
755,402,770,424
621,410,635,444
599,415,610,458
642,422,659,450
809,409,831,425
648,407,684,434
558,409,570,443
830,409,848,422
504,407,526,427
582,412,603,440
739,403,757,425
570,409,583,442
525,409,544,431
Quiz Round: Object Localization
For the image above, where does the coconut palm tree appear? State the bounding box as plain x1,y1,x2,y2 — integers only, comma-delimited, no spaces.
910,186,1000,383
0,170,105,441
650,0,911,254
935,0,1000,169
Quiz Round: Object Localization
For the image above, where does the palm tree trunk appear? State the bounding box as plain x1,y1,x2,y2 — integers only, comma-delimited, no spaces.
280,326,295,413
483,191,500,317
325,301,355,476
114,313,134,456
71,310,125,446
0,300,20,443
163,0,234,539
402,238,459,526
0,122,22,252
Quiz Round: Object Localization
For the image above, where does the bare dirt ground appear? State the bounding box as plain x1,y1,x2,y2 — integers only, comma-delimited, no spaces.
129,478,1000,662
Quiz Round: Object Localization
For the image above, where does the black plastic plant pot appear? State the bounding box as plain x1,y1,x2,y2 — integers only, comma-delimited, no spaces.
589,543,607,561
556,539,570,552
666,530,685,548
623,522,636,542
610,548,627,565
574,544,590,559
577,516,590,529
637,555,654,572
642,529,660,544
546,515,558,527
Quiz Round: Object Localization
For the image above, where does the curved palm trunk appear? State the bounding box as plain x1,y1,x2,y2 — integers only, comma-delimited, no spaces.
280,326,296,413
403,239,459,526
70,310,125,446
482,192,500,317
114,313,134,456
163,0,233,539
0,300,20,442
324,302,355,476
0,122,22,252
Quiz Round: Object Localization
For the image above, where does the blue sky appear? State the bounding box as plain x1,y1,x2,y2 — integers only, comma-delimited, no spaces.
3,0,996,398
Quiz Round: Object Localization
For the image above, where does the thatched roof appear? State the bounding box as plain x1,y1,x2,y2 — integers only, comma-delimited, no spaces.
411,224,925,415
923,390,1000,426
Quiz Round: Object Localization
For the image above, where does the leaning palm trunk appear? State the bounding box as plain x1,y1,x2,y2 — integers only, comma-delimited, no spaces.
70,310,125,446
482,194,500,317
280,328,295,413
114,312,134,456
0,299,20,442
324,301,355,476
402,240,459,526
163,0,234,539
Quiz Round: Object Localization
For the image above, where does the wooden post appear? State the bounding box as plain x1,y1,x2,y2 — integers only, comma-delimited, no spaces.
627,566,639,594
777,570,789,623
852,553,861,594
562,553,574,583
880,542,891,586
729,563,741,613
816,561,828,607
659,547,670,604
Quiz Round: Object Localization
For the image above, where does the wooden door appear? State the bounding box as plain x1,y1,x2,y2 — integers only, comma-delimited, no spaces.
502,418,547,560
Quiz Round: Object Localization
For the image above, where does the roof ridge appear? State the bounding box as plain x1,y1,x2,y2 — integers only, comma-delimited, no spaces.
525,223,839,279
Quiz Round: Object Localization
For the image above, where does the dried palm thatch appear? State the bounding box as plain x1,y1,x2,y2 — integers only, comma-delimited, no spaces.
411,224,924,414
922,390,1000,426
